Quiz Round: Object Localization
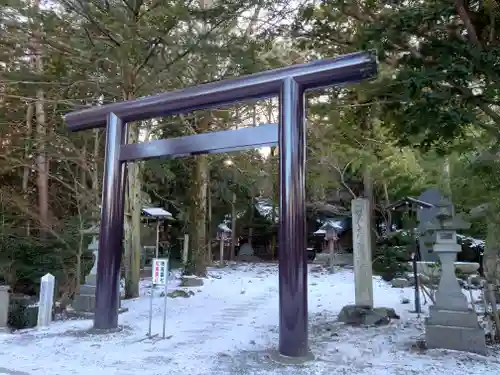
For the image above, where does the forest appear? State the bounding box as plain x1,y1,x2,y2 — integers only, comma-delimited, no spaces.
0,0,499,307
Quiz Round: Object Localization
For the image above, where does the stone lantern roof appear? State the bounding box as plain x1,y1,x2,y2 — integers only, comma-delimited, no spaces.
217,223,232,234
423,201,470,233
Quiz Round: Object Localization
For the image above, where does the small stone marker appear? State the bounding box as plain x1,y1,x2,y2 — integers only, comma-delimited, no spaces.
37,273,55,327
0,285,10,332
351,198,373,307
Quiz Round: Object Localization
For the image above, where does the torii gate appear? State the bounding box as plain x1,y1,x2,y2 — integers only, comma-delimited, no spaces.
64,51,378,358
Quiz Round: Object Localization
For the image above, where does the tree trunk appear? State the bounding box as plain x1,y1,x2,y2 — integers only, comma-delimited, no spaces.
442,157,455,215
184,114,211,276
124,122,142,299
75,138,88,294
248,191,254,245
230,191,237,260
271,146,278,259
185,153,209,276
206,179,212,263
35,80,49,232
23,103,34,236
360,103,376,251
33,0,49,234
484,216,500,297
383,182,391,233
92,128,100,218
363,166,376,251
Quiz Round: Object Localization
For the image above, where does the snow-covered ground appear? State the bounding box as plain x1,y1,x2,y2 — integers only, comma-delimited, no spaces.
0,263,499,375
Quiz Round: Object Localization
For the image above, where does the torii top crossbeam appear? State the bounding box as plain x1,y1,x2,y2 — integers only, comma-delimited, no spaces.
64,51,378,131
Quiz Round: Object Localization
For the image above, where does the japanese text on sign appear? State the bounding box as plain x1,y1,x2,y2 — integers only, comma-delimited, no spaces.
152,258,168,285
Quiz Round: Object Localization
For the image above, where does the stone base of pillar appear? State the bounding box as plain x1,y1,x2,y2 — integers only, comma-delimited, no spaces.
268,349,314,364
67,304,129,319
425,306,486,355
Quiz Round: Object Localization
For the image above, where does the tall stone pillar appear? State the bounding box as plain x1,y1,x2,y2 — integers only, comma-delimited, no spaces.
351,198,373,307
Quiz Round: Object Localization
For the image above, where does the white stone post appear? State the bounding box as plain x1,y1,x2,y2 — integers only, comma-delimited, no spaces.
0,286,10,332
37,273,55,327
351,198,373,308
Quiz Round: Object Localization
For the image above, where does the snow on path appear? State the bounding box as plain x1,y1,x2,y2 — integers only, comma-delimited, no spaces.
0,263,498,375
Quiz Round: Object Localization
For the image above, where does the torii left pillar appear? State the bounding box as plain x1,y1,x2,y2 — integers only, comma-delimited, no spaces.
94,112,126,329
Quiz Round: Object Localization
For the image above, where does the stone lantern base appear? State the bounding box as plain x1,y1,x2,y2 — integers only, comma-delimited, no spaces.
425,305,486,355
72,275,100,315
70,275,128,318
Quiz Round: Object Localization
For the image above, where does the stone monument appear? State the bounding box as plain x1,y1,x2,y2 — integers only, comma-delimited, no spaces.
338,199,401,327
71,225,127,317
351,198,373,307
423,203,486,355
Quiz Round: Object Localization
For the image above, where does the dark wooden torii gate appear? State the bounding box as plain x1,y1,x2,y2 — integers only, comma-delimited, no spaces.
64,51,378,358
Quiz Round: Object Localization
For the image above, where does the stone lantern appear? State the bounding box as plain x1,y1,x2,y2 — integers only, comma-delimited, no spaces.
72,224,100,315
323,222,338,242
71,224,127,317
423,202,486,354
217,223,232,263
322,222,338,274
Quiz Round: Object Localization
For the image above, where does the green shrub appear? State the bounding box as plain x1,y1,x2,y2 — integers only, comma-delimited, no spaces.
8,294,39,330
377,230,415,247
0,235,70,295
373,245,410,281
0,221,92,297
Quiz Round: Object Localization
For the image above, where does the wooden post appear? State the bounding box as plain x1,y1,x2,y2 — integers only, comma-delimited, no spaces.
219,239,224,263
155,221,160,259
182,234,189,264
328,239,335,274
